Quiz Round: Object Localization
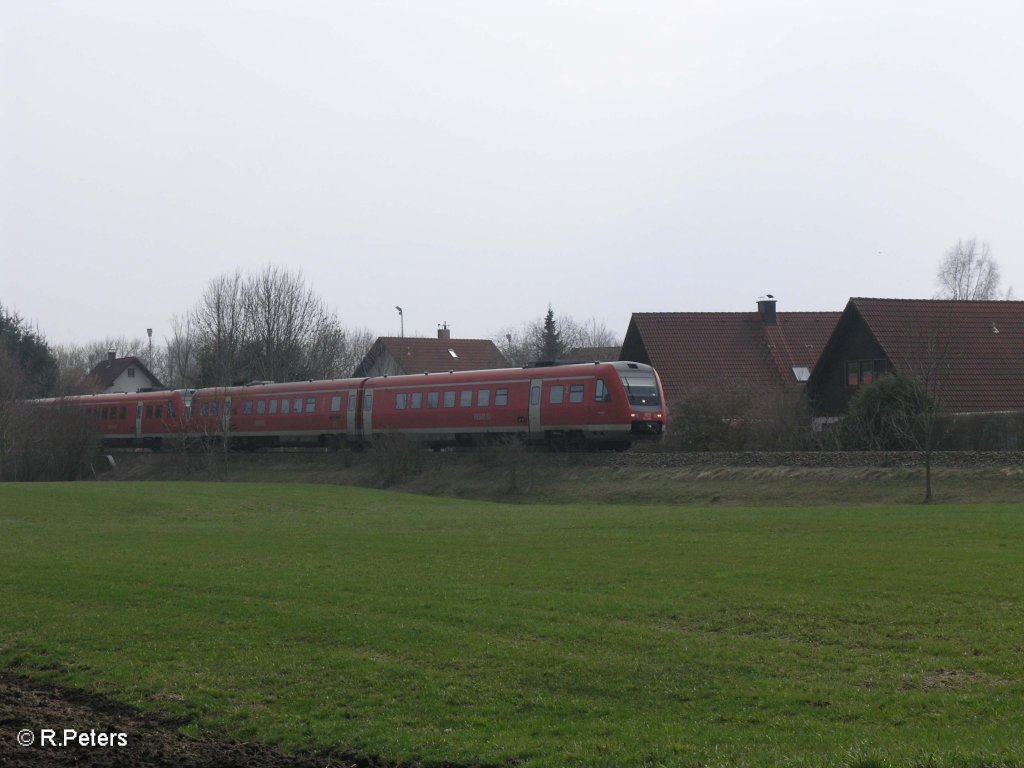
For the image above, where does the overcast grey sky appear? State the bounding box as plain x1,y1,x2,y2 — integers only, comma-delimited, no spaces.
3,1,1023,346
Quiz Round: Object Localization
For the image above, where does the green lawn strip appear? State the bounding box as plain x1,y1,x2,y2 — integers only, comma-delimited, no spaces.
2,483,1023,767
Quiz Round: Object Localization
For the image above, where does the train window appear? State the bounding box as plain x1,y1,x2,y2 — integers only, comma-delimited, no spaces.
155,405,163,418
101,407,109,419
167,402,176,418
348,395,356,413
495,388,509,406
411,392,423,409
364,392,373,411
396,393,408,410
331,396,342,412
477,389,490,407
244,401,254,416
200,403,208,417
530,385,540,406
596,379,610,402
210,402,219,417
293,398,302,414
444,391,456,408
269,400,278,415
257,400,266,415
306,398,316,413
119,407,127,419
427,392,439,409
145,405,154,419
621,374,661,406
569,384,584,404
549,385,564,405
282,399,291,415
460,390,473,407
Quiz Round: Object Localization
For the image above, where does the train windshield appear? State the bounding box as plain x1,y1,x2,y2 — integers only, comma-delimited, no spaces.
620,374,661,406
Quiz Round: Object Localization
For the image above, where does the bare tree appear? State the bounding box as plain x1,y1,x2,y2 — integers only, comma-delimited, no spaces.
242,265,344,381
189,266,362,385
935,238,1012,300
193,270,247,385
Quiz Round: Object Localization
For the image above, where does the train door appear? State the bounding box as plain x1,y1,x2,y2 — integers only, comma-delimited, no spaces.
346,388,358,438
528,379,542,441
135,402,143,443
362,389,374,438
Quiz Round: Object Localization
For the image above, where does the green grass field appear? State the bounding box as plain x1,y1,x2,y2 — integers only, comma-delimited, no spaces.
2,482,1024,767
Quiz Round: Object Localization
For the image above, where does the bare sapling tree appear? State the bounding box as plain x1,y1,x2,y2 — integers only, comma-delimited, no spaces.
935,238,1013,300
165,313,198,389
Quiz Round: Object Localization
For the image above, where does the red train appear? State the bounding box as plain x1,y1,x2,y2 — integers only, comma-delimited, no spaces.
33,361,667,450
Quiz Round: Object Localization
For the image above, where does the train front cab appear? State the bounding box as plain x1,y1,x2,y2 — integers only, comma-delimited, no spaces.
615,362,666,442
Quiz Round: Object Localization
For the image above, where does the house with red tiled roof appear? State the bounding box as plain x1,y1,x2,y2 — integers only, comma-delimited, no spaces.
353,325,510,377
83,352,164,394
807,298,1024,416
619,298,840,406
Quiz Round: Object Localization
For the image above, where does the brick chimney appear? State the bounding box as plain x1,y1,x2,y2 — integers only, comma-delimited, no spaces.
757,296,777,325
437,322,451,340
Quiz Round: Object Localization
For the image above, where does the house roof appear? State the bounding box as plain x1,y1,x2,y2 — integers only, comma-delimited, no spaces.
622,310,840,404
84,355,163,392
566,346,622,362
821,298,1024,413
355,336,510,376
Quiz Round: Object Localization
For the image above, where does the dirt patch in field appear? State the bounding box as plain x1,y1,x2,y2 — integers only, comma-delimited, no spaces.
0,672,368,768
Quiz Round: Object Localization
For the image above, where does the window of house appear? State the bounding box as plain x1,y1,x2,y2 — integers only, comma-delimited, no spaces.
444,391,456,408
495,388,508,406
847,359,888,387
569,384,585,403
477,389,490,407
550,385,564,404
127,368,135,378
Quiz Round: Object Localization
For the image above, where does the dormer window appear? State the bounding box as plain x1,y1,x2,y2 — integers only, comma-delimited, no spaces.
127,367,135,378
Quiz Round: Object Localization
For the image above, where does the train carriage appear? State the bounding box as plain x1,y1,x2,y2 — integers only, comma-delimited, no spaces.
362,361,665,449
190,380,357,449
31,390,189,449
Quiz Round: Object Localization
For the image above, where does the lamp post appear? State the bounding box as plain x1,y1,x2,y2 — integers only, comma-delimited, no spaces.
395,306,404,337
147,328,153,369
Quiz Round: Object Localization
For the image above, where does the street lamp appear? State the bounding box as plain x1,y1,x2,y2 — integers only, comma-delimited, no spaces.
395,306,404,337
